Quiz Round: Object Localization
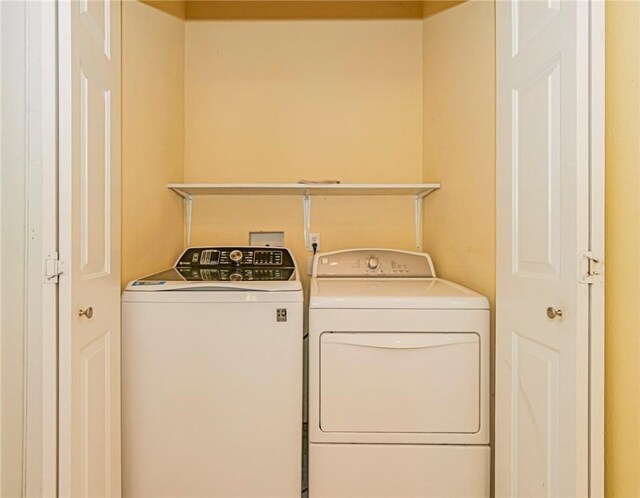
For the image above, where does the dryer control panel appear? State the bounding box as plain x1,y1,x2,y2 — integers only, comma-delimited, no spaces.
313,249,436,278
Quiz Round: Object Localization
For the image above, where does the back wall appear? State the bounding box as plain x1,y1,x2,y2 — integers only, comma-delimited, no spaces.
183,18,424,279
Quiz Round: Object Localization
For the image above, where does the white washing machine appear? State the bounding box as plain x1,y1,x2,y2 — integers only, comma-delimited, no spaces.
308,249,490,498
122,246,303,498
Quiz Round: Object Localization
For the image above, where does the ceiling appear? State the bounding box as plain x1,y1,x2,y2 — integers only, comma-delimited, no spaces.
140,1,465,21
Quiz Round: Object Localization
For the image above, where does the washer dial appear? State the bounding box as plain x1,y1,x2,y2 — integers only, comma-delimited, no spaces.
367,257,380,270
229,250,244,264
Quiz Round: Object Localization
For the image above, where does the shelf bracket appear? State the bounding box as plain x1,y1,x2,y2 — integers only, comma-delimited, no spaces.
414,194,423,251
172,188,193,247
303,193,312,251
414,188,438,252
185,195,193,247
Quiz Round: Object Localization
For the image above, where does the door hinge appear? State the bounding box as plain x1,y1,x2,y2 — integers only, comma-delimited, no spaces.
579,251,602,284
44,252,64,284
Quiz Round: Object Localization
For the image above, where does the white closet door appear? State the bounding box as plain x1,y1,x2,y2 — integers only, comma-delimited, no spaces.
495,1,601,497
58,0,121,496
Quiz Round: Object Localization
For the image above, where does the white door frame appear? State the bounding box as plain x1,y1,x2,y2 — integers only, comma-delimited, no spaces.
25,1,59,496
33,1,59,495
588,1,605,496
1,1,59,496
0,0,57,495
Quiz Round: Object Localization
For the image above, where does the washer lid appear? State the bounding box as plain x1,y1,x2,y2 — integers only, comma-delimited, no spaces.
125,246,301,292
125,268,302,292
125,278,303,293
309,278,489,310
122,286,303,303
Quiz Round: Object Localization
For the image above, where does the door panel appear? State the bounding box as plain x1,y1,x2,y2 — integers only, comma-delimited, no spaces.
496,1,591,496
309,309,490,445
511,334,560,498
513,57,561,279
80,0,111,58
320,332,480,433
79,65,111,279
58,0,121,495
512,0,561,57
310,444,491,498
80,332,112,497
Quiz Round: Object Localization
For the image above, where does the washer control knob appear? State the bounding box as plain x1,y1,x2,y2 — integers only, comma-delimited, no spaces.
229,272,243,281
229,250,243,264
367,257,380,270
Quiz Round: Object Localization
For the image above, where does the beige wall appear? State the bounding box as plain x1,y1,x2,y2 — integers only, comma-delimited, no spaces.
605,0,640,495
421,0,495,485
122,1,186,286
421,2,495,307
184,19,424,277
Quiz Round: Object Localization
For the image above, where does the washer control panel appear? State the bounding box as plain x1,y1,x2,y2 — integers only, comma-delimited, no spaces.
176,267,293,282
313,249,436,278
174,247,296,281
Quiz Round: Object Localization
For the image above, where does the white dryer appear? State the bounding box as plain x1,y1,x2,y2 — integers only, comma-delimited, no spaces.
308,249,490,498
122,246,303,498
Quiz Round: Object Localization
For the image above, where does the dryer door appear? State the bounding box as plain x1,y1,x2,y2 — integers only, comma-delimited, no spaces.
319,332,480,434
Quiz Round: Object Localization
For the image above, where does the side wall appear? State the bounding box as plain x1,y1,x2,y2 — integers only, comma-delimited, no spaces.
122,1,186,286
421,0,495,310
184,19,424,277
605,1,640,495
421,0,495,483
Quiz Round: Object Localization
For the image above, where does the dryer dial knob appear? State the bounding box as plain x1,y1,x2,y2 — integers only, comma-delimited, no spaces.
229,250,244,264
367,257,380,270
229,272,243,281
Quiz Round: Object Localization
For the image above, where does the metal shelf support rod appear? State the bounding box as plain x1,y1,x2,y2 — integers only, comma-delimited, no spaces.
303,193,312,250
414,188,438,252
172,188,193,247
185,196,193,246
415,194,423,252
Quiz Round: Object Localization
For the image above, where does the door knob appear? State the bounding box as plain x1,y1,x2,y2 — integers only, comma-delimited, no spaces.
546,307,563,320
79,307,94,319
